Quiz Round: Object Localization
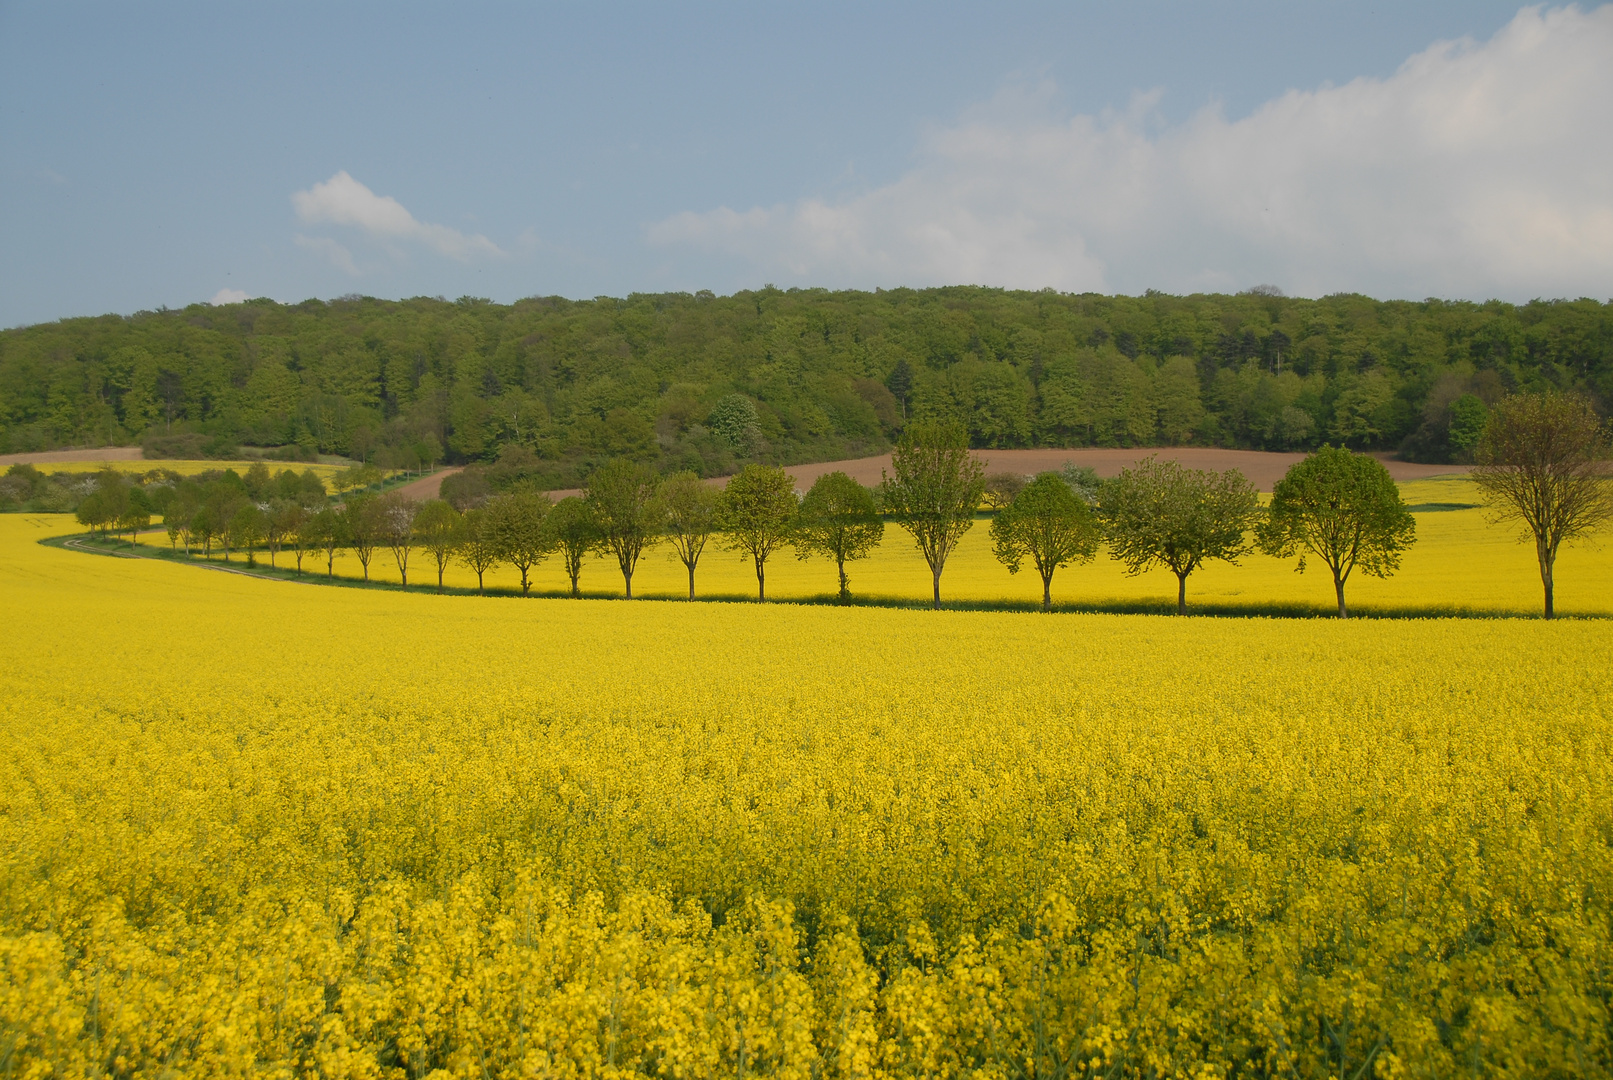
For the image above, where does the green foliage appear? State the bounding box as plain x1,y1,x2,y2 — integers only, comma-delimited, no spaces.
586,459,663,598
990,473,1100,610
413,499,463,591
715,464,798,601
1447,393,1489,452
484,491,551,595
794,471,883,602
658,472,720,600
879,420,986,608
1258,446,1416,617
5,290,1604,473
544,495,601,598
1100,457,1261,614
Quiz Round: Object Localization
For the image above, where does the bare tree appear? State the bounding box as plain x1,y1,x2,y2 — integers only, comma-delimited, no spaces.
1472,392,1612,619
878,421,985,609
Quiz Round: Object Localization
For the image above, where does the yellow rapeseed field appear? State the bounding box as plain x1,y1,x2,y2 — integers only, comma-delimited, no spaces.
3,512,1612,1076
162,474,1612,617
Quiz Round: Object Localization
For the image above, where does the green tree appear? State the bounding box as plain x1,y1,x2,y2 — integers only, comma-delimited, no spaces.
190,506,217,558
716,464,798,601
375,490,420,588
794,471,883,603
878,420,986,609
227,503,266,566
587,459,662,599
457,507,502,595
343,495,380,581
304,506,346,577
990,473,1100,611
1257,446,1416,617
659,472,719,600
707,394,761,455
485,491,552,595
116,487,152,547
262,499,303,568
277,501,312,575
545,496,600,598
414,500,464,592
1472,392,1613,619
1100,456,1260,614
1447,394,1489,454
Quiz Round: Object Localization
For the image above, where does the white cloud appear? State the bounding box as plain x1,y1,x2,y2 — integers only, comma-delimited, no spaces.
292,171,501,262
649,5,1613,300
209,288,252,305
295,234,360,276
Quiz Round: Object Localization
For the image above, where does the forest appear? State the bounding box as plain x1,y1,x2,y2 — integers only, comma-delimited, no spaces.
2,287,1608,488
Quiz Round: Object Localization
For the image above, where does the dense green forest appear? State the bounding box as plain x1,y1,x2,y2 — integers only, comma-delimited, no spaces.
2,287,1608,486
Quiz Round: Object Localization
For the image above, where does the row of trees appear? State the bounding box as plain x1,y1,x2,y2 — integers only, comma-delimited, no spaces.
89,391,1604,618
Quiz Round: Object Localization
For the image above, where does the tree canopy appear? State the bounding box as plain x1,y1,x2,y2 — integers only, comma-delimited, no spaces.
714,464,798,602
6,289,1606,486
1472,392,1613,618
794,471,884,603
879,420,986,609
1100,457,1261,614
1257,446,1417,617
990,472,1100,611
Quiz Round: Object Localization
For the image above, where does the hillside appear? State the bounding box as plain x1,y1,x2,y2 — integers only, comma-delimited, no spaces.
2,287,1607,489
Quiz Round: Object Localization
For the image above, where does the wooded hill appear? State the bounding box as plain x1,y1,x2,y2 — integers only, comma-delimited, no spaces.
3,287,1608,488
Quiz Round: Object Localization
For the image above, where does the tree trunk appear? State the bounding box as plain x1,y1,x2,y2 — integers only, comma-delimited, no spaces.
932,568,942,610
1176,572,1188,615
1334,573,1348,618
476,569,484,595
624,568,633,600
1041,570,1053,612
755,557,765,602
688,562,696,600
570,567,581,598
520,568,530,595
437,565,444,592
1540,547,1555,620
837,556,849,604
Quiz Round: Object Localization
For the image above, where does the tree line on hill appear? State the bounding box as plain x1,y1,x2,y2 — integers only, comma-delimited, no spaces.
3,288,1608,487
73,391,1611,619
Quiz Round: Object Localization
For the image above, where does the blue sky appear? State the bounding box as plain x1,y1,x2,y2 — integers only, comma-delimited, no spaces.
2,2,1609,327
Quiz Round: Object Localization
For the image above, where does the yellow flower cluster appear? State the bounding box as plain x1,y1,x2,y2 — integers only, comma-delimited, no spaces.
2,512,1611,1076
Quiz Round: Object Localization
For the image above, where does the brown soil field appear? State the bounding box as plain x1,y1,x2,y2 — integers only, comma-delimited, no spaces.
0,446,145,466
779,448,1469,492
537,447,1465,501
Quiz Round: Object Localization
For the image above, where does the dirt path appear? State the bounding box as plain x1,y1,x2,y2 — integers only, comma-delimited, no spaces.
0,446,145,467
59,534,315,582
393,467,462,501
